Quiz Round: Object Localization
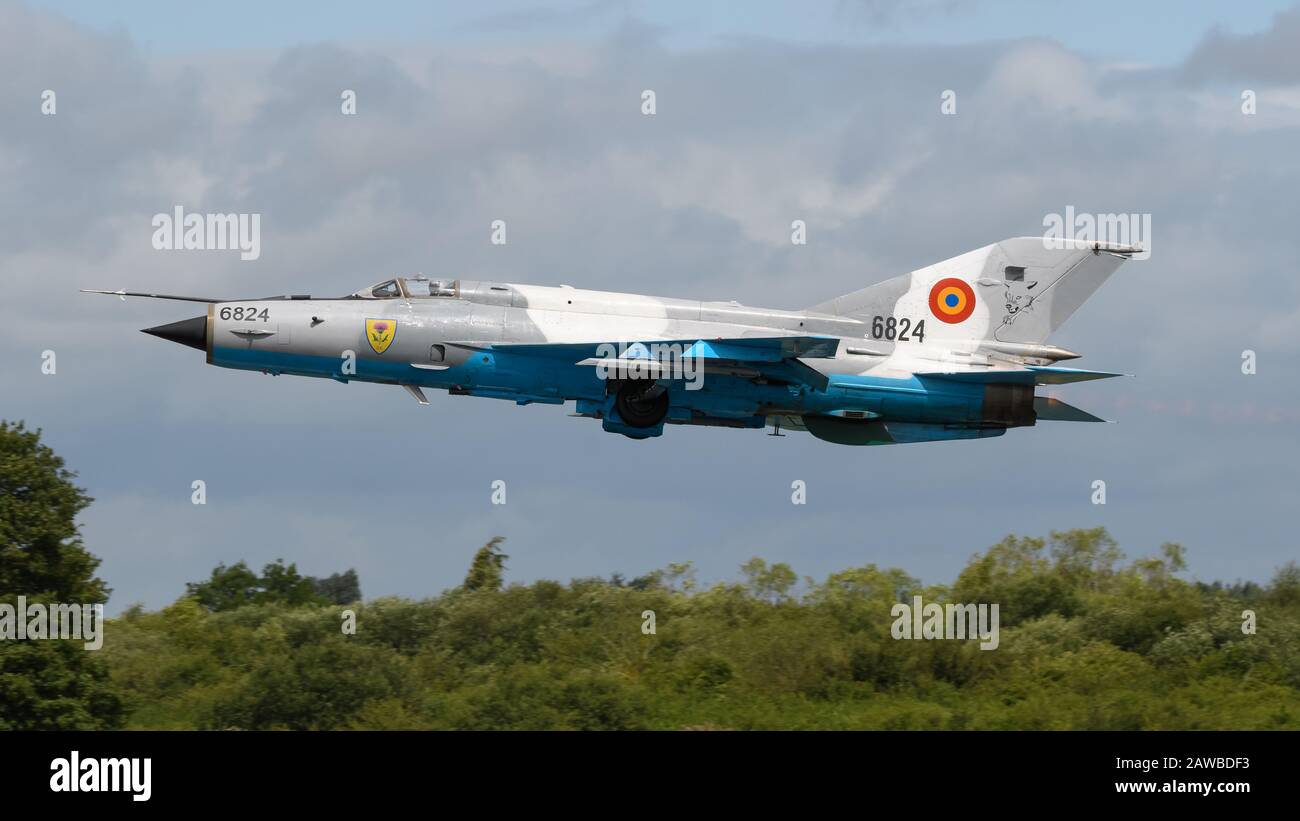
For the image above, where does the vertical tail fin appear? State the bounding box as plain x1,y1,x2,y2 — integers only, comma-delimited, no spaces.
806,237,1137,345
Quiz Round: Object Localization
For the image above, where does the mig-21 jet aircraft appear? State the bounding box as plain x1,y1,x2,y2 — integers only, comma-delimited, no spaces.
86,236,1136,445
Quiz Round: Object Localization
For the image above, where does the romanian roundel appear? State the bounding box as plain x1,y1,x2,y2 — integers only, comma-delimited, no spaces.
928,277,976,324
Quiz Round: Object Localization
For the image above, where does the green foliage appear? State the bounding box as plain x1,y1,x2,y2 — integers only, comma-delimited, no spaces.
740,557,798,603
0,421,122,729
462,537,508,592
99,528,1300,730
185,559,336,611
0,421,107,602
0,640,123,730
1269,562,1300,609
313,569,361,605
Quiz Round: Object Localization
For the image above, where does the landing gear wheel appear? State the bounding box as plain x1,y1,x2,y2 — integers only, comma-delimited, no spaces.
614,382,669,428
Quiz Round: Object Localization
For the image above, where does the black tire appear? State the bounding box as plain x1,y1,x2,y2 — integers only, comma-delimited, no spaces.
614,382,669,428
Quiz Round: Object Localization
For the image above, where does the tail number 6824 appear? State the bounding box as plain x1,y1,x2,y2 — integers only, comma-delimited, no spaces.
870,315,925,342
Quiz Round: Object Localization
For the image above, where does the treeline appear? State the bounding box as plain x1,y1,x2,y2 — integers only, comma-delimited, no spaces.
4,421,1299,730
185,560,360,611
102,531,1300,730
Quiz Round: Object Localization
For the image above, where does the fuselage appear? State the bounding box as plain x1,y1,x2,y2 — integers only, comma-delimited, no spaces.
199,276,1023,443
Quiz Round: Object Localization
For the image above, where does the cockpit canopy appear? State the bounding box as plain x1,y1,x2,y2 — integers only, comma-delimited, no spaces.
354,275,458,299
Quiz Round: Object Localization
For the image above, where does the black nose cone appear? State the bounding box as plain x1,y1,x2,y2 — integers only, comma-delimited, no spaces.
142,315,207,351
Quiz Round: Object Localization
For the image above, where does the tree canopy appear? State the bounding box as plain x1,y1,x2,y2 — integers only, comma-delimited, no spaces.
0,421,108,602
0,421,121,729
101,529,1300,730
185,559,358,611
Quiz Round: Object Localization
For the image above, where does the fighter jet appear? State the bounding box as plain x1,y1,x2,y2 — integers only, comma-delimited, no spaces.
86,237,1136,445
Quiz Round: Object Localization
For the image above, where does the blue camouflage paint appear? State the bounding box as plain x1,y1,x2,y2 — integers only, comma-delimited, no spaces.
212,345,992,430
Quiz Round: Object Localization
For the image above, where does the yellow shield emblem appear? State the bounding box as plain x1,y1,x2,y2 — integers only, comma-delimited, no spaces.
366,318,397,354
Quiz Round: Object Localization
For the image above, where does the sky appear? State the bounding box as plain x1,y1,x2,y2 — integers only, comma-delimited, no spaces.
2,0,1298,613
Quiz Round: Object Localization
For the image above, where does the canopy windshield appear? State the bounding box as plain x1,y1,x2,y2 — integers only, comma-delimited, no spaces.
353,276,459,299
